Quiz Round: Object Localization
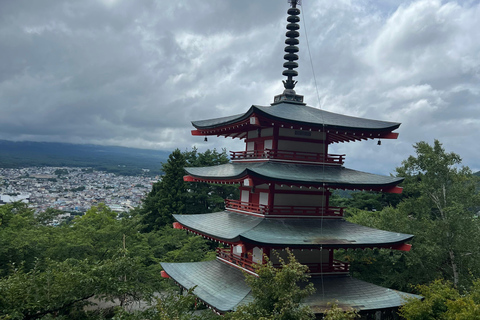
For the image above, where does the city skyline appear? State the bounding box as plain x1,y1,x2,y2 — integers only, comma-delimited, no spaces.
0,0,479,175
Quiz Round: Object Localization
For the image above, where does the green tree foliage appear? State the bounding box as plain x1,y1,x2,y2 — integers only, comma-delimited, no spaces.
0,202,213,319
227,249,315,320
322,303,359,320
35,208,63,226
142,149,187,231
395,140,480,288
399,279,480,319
141,148,238,231
112,287,221,320
330,191,401,212
344,140,480,291
184,148,238,214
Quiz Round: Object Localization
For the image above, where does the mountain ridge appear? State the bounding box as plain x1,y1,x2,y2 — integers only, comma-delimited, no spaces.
0,140,170,175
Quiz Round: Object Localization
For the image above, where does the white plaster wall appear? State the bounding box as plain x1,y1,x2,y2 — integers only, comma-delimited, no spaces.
241,190,250,203
259,192,269,206
252,247,263,264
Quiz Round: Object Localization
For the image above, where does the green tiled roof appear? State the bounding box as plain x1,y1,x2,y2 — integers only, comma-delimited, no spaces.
185,162,403,188
192,102,400,132
173,211,413,248
306,276,421,312
161,260,254,312
161,259,420,313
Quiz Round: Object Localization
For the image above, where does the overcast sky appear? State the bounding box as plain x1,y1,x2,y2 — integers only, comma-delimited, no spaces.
0,0,478,174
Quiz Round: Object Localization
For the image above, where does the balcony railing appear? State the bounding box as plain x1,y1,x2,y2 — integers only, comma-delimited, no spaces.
225,199,344,217
230,149,345,165
216,247,256,273
272,259,349,274
217,248,349,274
224,199,268,215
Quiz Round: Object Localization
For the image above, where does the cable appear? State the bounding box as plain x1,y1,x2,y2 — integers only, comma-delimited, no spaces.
301,2,322,110
299,0,327,301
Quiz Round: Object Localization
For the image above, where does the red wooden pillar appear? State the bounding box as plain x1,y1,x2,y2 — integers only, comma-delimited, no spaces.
272,126,279,151
268,183,275,215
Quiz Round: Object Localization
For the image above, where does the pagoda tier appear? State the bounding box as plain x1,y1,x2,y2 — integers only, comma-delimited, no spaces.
172,211,413,250
161,260,421,315
191,103,400,144
184,162,403,193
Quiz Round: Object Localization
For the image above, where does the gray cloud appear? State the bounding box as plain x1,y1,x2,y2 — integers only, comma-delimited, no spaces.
0,0,478,173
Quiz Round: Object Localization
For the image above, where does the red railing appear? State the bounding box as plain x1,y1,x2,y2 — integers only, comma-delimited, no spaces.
273,259,349,274
225,199,268,215
225,199,344,217
216,248,256,273
270,205,344,217
217,248,349,274
230,149,345,165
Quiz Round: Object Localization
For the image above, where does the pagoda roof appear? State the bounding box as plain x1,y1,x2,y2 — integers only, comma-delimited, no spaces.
173,211,413,248
192,102,400,132
184,162,403,191
161,259,421,314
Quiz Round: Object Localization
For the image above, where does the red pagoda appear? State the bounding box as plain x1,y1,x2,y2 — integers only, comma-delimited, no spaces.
161,1,418,316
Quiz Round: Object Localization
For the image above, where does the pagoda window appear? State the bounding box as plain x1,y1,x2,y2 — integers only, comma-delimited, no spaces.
246,141,255,151
252,247,263,264
259,192,269,206
241,190,250,203
233,244,245,256
264,139,273,150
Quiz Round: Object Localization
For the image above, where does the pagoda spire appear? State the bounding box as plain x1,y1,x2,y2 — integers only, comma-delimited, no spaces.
273,0,305,105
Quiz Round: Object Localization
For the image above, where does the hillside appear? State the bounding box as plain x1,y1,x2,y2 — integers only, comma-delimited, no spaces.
0,140,170,175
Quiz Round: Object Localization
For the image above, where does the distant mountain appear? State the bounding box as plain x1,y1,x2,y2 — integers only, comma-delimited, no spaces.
474,171,480,177
0,140,171,175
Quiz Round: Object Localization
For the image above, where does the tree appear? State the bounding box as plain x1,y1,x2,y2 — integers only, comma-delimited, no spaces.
345,140,480,291
395,140,480,288
142,149,187,231
399,279,480,320
35,208,63,226
227,249,315,320
141,148,239,231
322,303,359,320
183,148,238,214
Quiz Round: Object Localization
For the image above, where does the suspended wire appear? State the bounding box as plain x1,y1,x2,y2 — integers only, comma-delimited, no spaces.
299,0,326,301
301,3,322,110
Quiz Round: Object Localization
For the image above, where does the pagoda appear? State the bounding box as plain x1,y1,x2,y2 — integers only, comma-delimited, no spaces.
161,1,418,316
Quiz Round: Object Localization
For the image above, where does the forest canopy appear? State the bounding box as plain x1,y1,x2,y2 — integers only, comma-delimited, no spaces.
0,143,479,319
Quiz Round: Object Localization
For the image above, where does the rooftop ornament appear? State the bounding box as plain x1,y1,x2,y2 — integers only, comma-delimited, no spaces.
273,0,305,105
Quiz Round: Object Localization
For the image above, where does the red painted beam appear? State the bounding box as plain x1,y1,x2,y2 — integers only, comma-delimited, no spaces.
161,270,170,278
379,132,399,139
392,243,412,252
191,129,204,136
183,175,195,182
173,222,184,230
385,186,403,194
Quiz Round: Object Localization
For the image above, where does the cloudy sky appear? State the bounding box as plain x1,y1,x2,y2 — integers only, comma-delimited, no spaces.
0,0,479,174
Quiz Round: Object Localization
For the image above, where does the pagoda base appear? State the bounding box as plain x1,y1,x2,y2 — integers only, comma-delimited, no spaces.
161,259,420,315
